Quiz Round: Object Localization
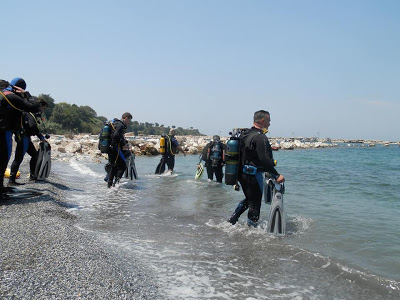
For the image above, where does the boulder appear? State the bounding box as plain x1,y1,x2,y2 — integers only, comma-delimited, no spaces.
65,142,82,153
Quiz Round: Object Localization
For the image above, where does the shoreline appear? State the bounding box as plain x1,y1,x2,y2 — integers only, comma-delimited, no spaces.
0,162,160,299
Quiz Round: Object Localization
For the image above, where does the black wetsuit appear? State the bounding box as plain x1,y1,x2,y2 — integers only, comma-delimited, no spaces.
10,112,45,181
228,127,279,226
201,141,226,183
107,119,127,187
163,135,179,171
0,90,40,195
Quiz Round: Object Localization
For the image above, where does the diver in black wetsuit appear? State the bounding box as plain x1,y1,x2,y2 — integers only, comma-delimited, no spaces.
228,110,285,227
9,97,48,185
106,112,133,188
200,135,226,183
156,129,186,174
0,78,40,200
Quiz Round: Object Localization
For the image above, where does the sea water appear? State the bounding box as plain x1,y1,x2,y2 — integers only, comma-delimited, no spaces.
53,145,400,299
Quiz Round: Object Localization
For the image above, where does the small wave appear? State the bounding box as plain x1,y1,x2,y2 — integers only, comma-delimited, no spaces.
289,214,314,235
206,219,276,240
69,159,102,178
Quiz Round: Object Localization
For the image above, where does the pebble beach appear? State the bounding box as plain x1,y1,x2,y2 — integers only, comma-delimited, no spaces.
0,162,160,299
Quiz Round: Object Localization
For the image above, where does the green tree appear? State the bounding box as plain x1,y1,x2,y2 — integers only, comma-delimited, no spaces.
50,102,82,133
37,94,55,120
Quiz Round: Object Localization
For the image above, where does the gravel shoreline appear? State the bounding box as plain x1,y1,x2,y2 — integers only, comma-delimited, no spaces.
0,163,160,299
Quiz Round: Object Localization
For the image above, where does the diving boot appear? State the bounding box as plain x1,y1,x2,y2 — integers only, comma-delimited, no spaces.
113,177,121,187
228,199,249,225
247,218,258,228
9,175,25,186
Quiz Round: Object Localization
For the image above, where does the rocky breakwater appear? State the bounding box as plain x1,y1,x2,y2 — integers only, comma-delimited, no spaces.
31,134,339,161
126,134,219,156
271,138,338,150
31,134,217,161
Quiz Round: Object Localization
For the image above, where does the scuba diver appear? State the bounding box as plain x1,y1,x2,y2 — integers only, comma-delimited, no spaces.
227,110,285,227
155,128,186,174
104,139,134,183
105,112,133,188
199,135,226,183
0,78,40,200
9,97,49,184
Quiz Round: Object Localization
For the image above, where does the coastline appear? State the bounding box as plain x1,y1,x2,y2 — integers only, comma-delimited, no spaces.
0,162,160,299
31,134,400,163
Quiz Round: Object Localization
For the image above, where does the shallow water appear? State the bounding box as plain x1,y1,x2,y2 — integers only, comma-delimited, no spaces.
53,145,400,299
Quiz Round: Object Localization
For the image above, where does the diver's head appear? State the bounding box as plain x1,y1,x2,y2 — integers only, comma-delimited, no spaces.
169,129,175,136
37,97,48,112
121,112,133,125
10,78,27,90
212,135,220,142
253,110,270,133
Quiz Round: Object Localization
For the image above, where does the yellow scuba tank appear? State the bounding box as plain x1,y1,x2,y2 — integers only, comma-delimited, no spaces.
159,135,166,154
4,168,21,178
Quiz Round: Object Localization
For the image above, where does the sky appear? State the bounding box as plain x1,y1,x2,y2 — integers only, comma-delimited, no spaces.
2,0,399,141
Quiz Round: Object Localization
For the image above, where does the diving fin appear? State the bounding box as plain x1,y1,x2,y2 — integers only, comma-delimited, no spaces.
2,187,43,200
125,155,138,180
34,141,51,181
266,181,286,236
195,163,205,179
155,157,165,174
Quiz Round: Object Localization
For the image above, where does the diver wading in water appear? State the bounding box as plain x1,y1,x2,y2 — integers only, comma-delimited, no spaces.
227,110,285,227
98,112,133,188
155,128,186,174
199,135,226,183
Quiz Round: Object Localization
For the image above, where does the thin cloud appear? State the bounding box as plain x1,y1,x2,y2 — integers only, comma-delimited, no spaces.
353,99,398,108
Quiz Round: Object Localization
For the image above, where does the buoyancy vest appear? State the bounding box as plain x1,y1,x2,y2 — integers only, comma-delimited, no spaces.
0,90,23,131
239,129,262,169
165,134,177,155
210,142,222,167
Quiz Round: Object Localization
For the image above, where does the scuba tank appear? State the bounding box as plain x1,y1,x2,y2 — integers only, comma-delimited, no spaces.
98,121,112,153
159,135,166,154
225,130,241,186
211,142,221,167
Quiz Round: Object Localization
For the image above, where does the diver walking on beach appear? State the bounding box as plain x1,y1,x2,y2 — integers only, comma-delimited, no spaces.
0,78,40,200
199,135,226,183
105,112,133,188
228,110,285,227
9,97,48,185
155,128,186,174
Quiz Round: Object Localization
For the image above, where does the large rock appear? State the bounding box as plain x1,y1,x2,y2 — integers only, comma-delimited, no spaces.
186,146,198,155
65,142,82,153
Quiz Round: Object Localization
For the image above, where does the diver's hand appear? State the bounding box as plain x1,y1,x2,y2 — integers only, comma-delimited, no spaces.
276,174,285,183
13,86,25,94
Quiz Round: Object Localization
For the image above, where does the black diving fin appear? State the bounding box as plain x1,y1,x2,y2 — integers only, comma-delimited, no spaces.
34,141,51,181
155,157,166,174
